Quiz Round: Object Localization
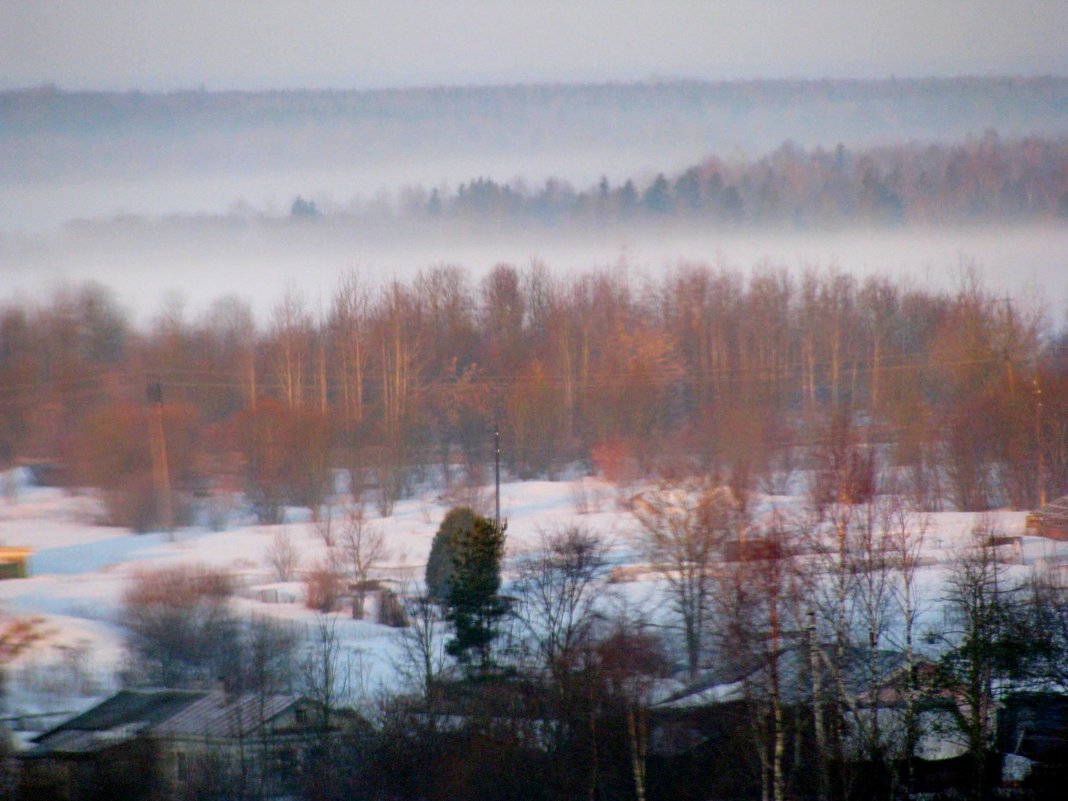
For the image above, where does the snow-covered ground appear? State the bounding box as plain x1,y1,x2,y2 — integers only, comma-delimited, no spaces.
0,466,1060,736
0,470,632,723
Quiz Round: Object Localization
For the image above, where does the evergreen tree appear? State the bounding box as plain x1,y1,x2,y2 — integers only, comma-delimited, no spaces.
443,511,508,674
425,506,476,603
641,173,673,214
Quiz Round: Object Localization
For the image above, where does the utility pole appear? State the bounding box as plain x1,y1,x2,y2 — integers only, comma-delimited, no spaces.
1035,373,1046,508
147,381,174,534
494,423,501,530
1003,296,1017,398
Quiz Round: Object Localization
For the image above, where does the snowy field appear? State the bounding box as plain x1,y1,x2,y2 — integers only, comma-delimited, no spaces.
0,467,1058,736
0,470,635,723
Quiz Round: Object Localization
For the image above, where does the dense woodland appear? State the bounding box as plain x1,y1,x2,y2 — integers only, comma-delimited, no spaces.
1,260,1066,529
425,133,1068,227
4,264,1068,800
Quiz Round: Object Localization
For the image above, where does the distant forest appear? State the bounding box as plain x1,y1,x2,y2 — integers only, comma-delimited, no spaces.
4,76,1068,183
377,132,1068,227
1,264,1065,529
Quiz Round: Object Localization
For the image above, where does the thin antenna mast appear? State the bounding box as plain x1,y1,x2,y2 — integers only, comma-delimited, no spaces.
494,423,501,530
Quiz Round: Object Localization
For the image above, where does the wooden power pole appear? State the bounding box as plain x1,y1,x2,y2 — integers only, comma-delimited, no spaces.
1035,373,1046,508
494,423,501,530
147,382,174,533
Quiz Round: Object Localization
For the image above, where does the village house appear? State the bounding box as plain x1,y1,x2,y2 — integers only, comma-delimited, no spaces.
19,688,340,800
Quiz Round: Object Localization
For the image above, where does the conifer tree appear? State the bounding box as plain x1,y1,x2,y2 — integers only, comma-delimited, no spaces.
425,506,476,603
442,511,507,674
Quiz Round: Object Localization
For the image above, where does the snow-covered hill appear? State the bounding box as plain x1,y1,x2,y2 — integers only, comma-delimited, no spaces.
0,467,1056,732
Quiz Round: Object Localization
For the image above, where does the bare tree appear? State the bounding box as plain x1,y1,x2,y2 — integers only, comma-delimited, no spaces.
338,505,388,619
265,528,300,582
884,496,929,795
302,614,350,733
810,485,864,784
935,515,1037,800
374,280,421,439
240,615,299,696
1025,570,1068,690
513,525,610,674
595,611,669,801
314,499,337,546
396,589,448,699
331,271,370,425
269,287,311,409
714,516,800,801
367,441,406,518
632,476,736,676
848,498,897,766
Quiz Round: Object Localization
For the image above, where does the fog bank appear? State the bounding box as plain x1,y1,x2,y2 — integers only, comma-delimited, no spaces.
2,221,1064,326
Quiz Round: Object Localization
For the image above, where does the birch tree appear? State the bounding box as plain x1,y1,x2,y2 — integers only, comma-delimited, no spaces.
632,476,736,677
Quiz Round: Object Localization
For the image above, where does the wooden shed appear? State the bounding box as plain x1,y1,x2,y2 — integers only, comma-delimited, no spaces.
0,546,32,579
1027,495,1068,541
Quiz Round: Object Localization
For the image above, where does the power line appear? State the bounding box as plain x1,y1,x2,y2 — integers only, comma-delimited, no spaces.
0,352,1021,410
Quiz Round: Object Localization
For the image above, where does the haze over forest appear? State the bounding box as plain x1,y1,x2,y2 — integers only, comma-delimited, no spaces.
2,77,1068,320
7,5,1068,800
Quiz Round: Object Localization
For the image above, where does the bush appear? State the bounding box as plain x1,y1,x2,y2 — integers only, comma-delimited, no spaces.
122,564,236,688
122,566,299,692
74,400,200,531
103,476,194,533
102,476,156,532
378,588,408,628
304,562,344,613
234,399,331,518
807,412,877,514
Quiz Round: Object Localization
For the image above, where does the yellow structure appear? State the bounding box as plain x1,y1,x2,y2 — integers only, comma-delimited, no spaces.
0,547,32,579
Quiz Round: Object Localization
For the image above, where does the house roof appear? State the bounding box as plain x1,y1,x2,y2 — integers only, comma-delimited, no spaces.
1037,495,1068,528
25,689,305,758
654,645,914,711
40,689,204,734
155,691,300,739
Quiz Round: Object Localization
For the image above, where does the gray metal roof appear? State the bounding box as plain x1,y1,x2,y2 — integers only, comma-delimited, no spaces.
35,690,204,739
655,645,912,710
155,692,300,739
30,689,304,756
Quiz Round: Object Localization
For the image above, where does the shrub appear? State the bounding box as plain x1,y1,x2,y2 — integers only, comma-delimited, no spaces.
233,399,331,519
121,564,236,687
304,562,344,613
378,588,408,628
74,401,199,531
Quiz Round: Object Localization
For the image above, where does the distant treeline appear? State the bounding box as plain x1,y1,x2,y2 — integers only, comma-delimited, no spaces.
1,264,1066,528
5,76,1064,136
398,132,1068,227
3,76,1068,182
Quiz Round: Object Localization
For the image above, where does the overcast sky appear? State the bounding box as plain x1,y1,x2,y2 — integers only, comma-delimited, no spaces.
2,0,1066,92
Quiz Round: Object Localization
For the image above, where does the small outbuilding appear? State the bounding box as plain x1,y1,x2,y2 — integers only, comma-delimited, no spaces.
1028,494,1068,541
0,547,32,579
